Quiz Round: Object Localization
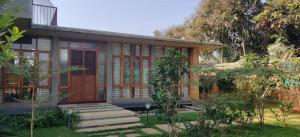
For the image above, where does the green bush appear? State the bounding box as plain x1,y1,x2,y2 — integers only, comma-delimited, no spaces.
11,108,80,129
0,113,16,137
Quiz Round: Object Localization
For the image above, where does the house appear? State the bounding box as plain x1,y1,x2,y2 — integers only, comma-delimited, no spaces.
0,0,224,111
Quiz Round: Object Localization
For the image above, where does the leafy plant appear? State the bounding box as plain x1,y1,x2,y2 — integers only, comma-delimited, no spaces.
0,113,15,137
151,48,188,137
0,6,25,66
11,108,80,129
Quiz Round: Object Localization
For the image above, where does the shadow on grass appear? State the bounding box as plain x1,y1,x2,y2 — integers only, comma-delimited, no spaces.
215,124,300,137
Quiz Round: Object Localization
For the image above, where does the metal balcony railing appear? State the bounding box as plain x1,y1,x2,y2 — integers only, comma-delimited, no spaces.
32,4,57,26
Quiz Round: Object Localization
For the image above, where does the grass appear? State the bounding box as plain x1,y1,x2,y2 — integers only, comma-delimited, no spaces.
14,111,300,137
140,111,199,125
16,127,87,137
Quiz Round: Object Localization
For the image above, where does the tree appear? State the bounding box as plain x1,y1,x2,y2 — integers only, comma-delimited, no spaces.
254,0,300,50
151,49,188,137
0,0,24,66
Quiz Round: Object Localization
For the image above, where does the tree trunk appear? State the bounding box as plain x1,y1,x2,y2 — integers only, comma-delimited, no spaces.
30,87,35,137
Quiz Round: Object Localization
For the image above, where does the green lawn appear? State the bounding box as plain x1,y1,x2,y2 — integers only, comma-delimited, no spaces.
16,127,87,137
140,111,199,125
15,111,300,137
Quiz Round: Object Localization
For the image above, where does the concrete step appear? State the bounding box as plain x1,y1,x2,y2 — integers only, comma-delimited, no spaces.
76,123,144,132
77,107,124,113
60,103,112,108
73,105,119,110
80,110,136,120
78,116,140,128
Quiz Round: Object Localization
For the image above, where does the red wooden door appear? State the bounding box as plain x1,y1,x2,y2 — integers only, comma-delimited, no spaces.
70,50,96,102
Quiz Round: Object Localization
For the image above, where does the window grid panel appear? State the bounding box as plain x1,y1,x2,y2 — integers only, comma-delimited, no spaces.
134,45,140,56
142,45,150,57
112,88,121,99
142,59,149,84
134,87,140,98
124,57,131,85
98,46,105,86
39,53,49,85
141,87,149,98
123,88,131,98
37,38,51,51
60,49,68,87
122,44,131,55
112,43,121,55
113,57,121,85
155,47,164,59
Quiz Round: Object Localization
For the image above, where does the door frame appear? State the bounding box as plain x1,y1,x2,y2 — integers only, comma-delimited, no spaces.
67,48,103,104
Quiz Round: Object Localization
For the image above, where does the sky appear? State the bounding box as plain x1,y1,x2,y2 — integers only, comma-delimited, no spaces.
51,0,201,36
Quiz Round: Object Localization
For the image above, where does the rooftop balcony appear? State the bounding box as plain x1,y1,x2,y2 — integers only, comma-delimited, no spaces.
32,3,57,26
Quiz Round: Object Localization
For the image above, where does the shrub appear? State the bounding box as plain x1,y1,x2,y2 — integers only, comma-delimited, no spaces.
184,118,215,137
0,113,16,137
11,108,80,129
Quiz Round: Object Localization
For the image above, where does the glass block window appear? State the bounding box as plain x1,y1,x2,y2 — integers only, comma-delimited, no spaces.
141,87,149,98
60,41,69,48
113,57,121,85
112,88,121,99
142,59,149,84
142,45,150,56
113,43,121,55
98,46,106,86
134,57,140,85
39,52,49,85
124,57,130,85
37,38,51,51
97,88,105,100
155,47,164,58
6,52,19,85
123,44,131,55
23,51,35,66
37,88,49,102
134,87,140,98
182,48,188,57
60,49,68,87
123,88,131,98
134,45,140,56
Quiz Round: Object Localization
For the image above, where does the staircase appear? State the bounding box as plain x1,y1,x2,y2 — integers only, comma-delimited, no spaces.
59,103,143,132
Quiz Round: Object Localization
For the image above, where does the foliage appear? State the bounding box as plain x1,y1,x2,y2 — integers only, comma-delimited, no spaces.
216,78,235,92
11,108,80,129
184,118,215,137
185,93,256,137
0,113,15,137
267,37,292,58
242,53,269,68
270,100,294,126
0,0,25,66
151,48,188,137
254,0,300,49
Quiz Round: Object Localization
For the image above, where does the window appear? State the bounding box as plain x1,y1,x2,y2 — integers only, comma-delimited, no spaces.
1,38,51,103
154,46,190,97
112,43,151,99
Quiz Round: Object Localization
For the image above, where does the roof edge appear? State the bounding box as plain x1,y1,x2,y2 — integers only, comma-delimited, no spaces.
31,24,225,47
